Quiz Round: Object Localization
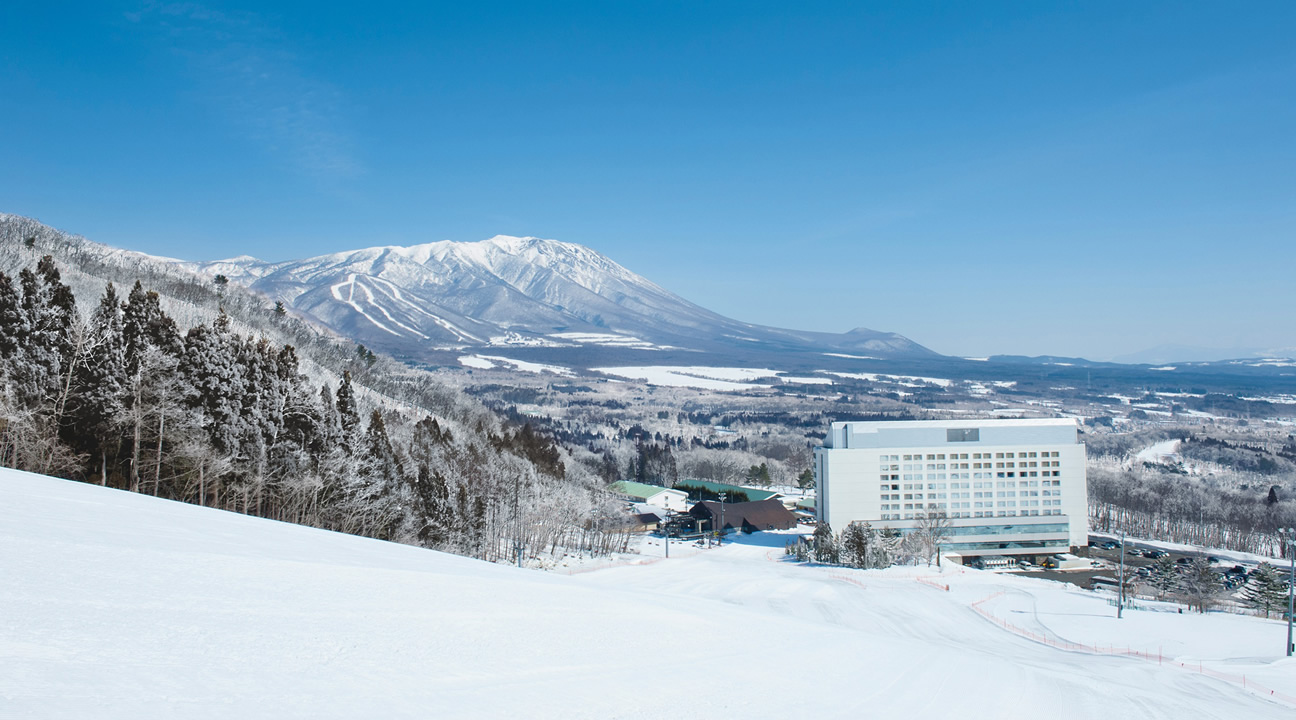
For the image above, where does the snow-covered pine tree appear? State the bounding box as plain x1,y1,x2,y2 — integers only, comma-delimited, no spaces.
1241,563,1288,619
63,283,127,485
840,522,870,569
1148,556,1179,600
177,312,247,505
1180,558,1222,613
122,281,182,372
813,522,839,564
335,370,361,452
0,272,24,361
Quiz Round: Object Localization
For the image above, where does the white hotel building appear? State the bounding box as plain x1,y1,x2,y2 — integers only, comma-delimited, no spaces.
814,419,1088,558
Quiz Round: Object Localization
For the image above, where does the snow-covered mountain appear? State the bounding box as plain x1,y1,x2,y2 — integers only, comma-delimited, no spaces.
180,235,933,358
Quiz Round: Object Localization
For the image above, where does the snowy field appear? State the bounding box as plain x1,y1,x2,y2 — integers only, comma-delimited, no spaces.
592,365,781,390
458,354,575,376
3,468,1295,719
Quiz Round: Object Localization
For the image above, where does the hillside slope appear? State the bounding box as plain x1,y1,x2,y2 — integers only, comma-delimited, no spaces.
3,468,1291,719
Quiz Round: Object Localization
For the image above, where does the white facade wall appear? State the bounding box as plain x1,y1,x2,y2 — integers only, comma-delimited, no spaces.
646,489,690,513
814,419,1088,556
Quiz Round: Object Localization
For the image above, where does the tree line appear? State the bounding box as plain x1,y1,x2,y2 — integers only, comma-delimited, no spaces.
0,257,629,564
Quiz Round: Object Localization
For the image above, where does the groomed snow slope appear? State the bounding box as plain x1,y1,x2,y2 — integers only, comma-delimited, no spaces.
3,468,1293,719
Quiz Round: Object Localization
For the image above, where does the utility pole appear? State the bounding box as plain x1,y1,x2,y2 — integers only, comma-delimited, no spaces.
1281,528,1295,657
1118,532,1126,620
718,492,727,546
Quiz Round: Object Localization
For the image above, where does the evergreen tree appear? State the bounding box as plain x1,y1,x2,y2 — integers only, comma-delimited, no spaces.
1180,558,1222,613
1148,556,1179,600
813,522,839,564
797,468,815,489
335,370,361,450
64,283,127,485
35,256,76,370
0,272,24,360
14,268,61,408
1241,563,1288,619
178,314,244,457
414,463,452,548
841,522,871,569
122,281,182,373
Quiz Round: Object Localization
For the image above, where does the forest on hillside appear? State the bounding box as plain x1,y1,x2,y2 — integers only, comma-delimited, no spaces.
0,250,631,564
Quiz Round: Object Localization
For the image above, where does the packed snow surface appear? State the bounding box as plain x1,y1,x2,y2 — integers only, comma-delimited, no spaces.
1136,439,1182,463
457,355,496,369
593,366,780,390
3,469,1294,719
458,355,574,376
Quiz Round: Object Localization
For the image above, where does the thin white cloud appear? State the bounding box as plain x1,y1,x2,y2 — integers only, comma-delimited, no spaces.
128,2,362,181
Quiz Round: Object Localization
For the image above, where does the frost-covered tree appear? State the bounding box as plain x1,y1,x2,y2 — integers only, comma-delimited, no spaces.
1147,556,1179,600
840,522,894,569
1241,563,1288,619
63,283,126,485
840,522,870,569
813,522,839,564
913,512,952,566
1180,558,1222,613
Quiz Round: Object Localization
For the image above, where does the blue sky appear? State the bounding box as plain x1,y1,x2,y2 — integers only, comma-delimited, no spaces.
2,2,1293,360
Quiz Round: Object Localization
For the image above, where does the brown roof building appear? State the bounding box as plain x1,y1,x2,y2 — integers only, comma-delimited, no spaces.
689,499,799,533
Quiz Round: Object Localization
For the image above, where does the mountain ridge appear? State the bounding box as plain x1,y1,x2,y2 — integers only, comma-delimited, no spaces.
175,234,934,360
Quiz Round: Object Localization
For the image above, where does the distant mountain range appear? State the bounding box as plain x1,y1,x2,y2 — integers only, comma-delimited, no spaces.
3,214,1292,387
178,235,934,360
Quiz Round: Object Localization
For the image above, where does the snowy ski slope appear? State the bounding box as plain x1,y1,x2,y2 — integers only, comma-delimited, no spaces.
2,468,1293,718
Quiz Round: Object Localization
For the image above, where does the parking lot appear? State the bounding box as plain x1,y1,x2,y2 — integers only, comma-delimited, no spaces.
1017,539,1248,591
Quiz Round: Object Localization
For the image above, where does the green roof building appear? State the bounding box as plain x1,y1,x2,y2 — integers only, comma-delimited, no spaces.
672,479,781,503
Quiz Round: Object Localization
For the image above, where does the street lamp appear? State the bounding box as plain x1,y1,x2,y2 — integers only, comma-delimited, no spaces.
1280,528,1295,657
1117,532,1126,620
